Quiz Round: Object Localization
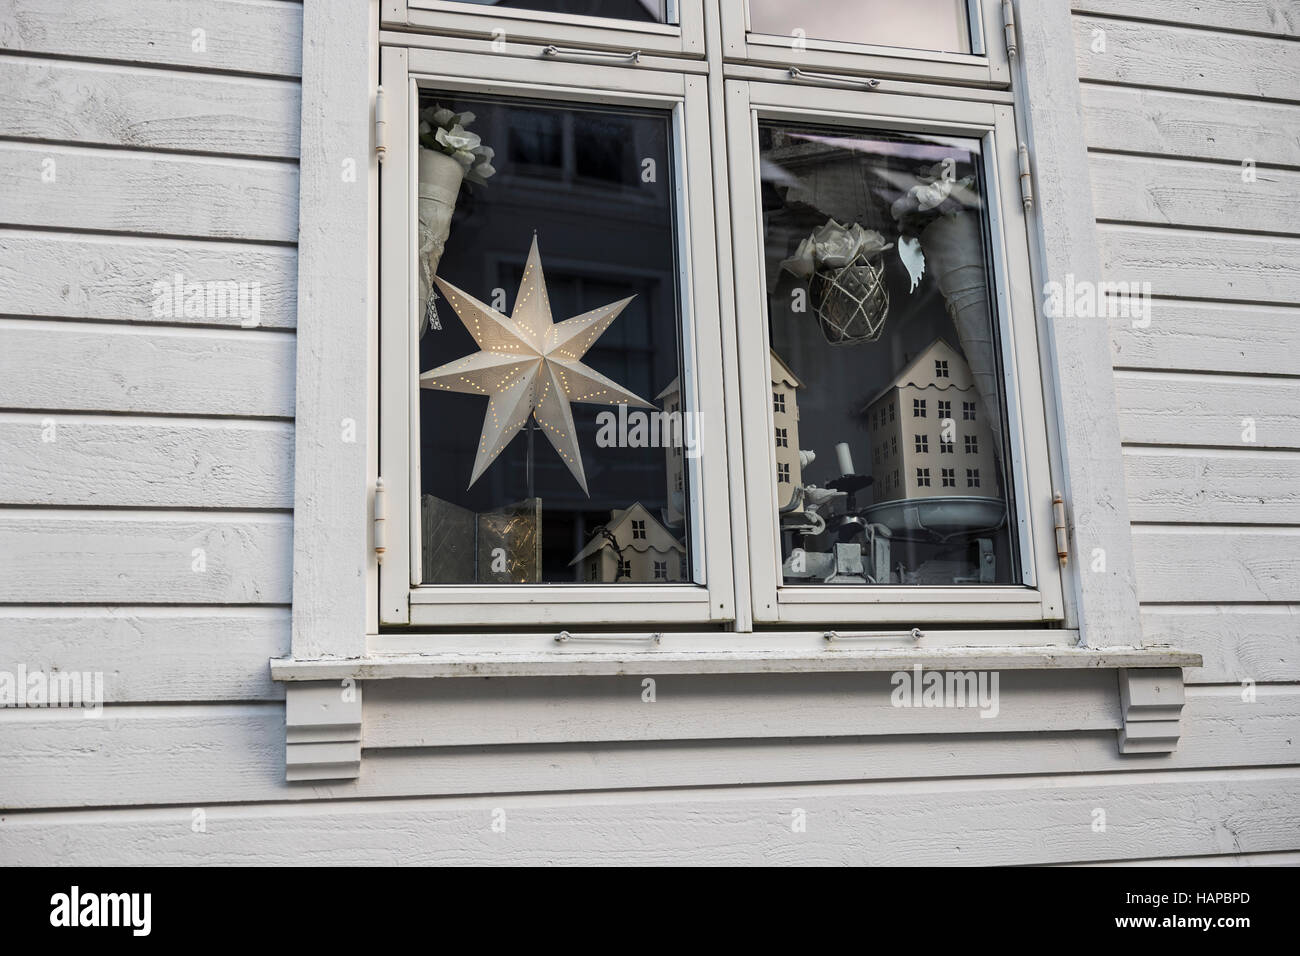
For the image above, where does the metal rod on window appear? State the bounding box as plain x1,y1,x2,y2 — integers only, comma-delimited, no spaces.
542,45,642,64
824,628,924,643
787,67,880,90
555,631,663,645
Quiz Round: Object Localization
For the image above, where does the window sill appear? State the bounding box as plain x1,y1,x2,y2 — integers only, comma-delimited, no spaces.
271,642,1200,681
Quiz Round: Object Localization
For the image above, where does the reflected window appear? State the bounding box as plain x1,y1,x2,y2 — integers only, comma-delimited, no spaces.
450,0,673,24
760,122,1017,587
747,0,971,55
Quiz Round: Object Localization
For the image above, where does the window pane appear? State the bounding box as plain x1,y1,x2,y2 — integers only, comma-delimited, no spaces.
758,122,1017,587
747,0,971,55
449,0,674,25
416,91,694,586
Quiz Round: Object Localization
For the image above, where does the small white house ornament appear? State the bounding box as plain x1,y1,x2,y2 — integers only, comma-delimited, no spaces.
421,235,653,494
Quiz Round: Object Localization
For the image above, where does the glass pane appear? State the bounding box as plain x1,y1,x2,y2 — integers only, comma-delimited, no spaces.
747,0,971,55
416,91,694,586
449,0,674,25
757,122,1017,587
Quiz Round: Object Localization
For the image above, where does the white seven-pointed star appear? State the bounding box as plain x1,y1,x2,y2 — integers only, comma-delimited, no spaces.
422,235,654,494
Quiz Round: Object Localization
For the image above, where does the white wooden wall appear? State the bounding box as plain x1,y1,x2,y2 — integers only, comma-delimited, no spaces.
1,0,1297,865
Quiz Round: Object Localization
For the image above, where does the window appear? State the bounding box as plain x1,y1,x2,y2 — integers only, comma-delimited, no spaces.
379,5,1066,632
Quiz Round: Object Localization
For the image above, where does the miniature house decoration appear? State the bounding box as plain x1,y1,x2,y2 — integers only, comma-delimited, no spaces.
568,502,687,583
655,378,688,528
658,349,809,520
863,338,999,507
769,350,805,510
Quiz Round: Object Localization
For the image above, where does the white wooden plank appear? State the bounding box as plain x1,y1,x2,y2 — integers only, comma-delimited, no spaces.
1124,448,1300,524
0,231,297,328
1077,851,1300,866
1110,300,1300,376
1072,1,1299,38
2,768,1296,865
0,607,289,701
0,143,297,244
1099,226,1300,304
1017,0,1142,643
1115,371,1300,450
1,687,1294,810
0,320,295,418
363,670,1122,748
1141,605,1300,683
1081,84,1300,165
0,413,293,508
0,0,304,77
0,511,292,603
1090,153,1300,234
0,55,300,157
290,0,373,657
1074,16,1300,101
1133,527,1300,604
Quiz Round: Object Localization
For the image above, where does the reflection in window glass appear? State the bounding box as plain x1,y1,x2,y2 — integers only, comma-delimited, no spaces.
451,0,674,25
747,0,970,55
416,92,693,585
758,122,1016,586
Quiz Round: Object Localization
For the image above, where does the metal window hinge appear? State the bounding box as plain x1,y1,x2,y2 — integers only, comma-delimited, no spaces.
373,478,387,564
1002,0,1018,58
1017,142,1034,210
1052,493,1068,566
374,85,387,164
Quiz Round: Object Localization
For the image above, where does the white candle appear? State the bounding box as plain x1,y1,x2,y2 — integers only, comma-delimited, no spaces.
835,442,854,476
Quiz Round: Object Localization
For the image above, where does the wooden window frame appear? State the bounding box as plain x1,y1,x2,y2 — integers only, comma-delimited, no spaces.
377,45,735,628
717,0,1011,87
724,78,1065,626
382,0,706,59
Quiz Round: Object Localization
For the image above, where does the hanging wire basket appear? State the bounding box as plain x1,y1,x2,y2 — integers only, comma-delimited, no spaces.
807,249,890,346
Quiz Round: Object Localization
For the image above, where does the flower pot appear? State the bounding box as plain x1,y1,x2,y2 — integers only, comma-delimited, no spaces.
417,147,466,336
920,212,1002,460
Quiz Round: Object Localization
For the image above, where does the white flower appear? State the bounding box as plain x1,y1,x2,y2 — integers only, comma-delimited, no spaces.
436,125,481,152
418,120,432,135
432,106,456,126
456,111,476,126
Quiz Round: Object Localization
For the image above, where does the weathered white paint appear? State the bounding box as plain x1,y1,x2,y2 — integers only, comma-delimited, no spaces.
0,414,294,508
0,232,298,328
0,56,301,157
1,0,1295,867
288,0,374,659
2,769,1298,865
2,686,1294,810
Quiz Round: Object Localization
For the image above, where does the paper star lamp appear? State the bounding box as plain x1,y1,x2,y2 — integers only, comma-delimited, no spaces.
422,235,654,494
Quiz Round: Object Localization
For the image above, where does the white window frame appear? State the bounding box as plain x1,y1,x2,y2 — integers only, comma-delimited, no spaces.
383,0,705,59
718,0,1011,87
377,44,736,628
723,78,1064,626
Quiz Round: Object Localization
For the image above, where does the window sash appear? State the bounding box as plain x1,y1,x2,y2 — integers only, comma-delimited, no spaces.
378,45,735,626
387,0,706,58
723,78,1064,625
717,0,1009,88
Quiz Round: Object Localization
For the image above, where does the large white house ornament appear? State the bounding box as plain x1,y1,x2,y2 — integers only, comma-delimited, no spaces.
422,235,653,494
